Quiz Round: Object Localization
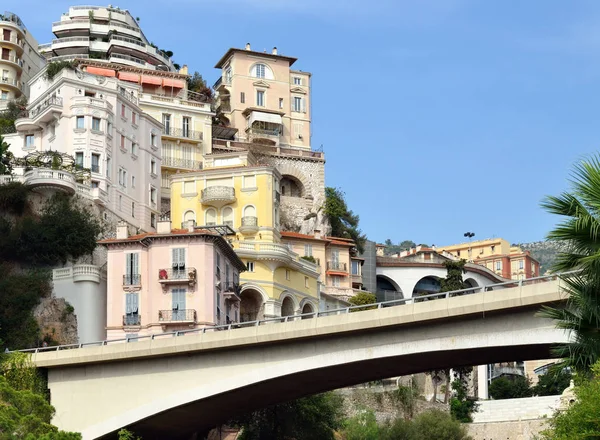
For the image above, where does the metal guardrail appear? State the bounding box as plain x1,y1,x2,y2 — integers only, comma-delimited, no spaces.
162,127,203,141
123,314,141,326
11,271,576,353
123,274,141,286
327,261,347,271
159,309,197,322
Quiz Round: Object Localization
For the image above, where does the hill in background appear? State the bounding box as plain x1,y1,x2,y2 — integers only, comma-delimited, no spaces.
516,241,569,274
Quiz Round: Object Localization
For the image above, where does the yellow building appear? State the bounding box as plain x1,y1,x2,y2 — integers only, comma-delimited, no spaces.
170,150,320,321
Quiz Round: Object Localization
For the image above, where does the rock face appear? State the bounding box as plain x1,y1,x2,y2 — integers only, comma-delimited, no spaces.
33,297,78,345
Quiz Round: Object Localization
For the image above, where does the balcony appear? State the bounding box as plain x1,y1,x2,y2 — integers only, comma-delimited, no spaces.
161,157,203,171
158,267,197,288
18,96,65,128
201,186,236,208
123,314,141,326
123,274,141,290
246,127,281,140
0,175,24,185
2,55,22,71
0,34,24,53
222,282,241,300
162,127,203,142
109,53,146,68
23,168,76,194
52,18,91,35
239,216,259,235
158,309,197,325
327,261,347,272
76,184,108,206
51,36,90,53
0,77,21,93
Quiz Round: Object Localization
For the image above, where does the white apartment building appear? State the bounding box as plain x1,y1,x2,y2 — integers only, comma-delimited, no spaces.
39,5,176,72
0,11,45,107
4,65,162,232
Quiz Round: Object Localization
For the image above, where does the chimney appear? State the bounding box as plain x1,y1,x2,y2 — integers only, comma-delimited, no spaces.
157,217,171,234
116,221,128,239
272,47,278,55
179,64,188,75
314,229,321,240
245,42,251,51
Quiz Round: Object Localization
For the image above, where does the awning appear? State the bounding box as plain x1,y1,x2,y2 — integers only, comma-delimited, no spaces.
162,78,185,89
141,75,162,86
118,72,140,83
86,66,116,77
248,111,282,126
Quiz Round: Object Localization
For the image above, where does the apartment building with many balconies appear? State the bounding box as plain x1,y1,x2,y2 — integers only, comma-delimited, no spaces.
0,11,45,107
169,148,321,322
39,5,176,72
100,220,246,340
3,65,162,232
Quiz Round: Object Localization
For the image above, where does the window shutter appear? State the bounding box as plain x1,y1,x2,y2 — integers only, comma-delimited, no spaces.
126,253,132,276
302,98,307,113
132,253,139,275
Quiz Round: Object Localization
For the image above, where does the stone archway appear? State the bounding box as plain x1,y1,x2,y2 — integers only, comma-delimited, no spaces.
276,163,311,198
280,175,304,198
281,296,295,318
301,302,315,319
239,288,265,322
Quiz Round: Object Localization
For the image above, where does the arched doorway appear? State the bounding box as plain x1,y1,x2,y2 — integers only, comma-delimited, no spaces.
463,278,479,295
413,276,442,301
239,288,264,322
280,175,304,198
376,275,403,304
281,296,295,318
301,303,314,319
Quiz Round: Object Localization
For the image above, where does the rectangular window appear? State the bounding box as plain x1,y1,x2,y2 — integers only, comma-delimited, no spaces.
293,97,302,112
247,261,255,272
183,181,195,194
332,275,340,287
243,175,256,188
1,91,8,100
305,276,309,288
123,170,127,187
49,123,55,137
131,202,135,218
279,98,284,109
182,117,190,138
151,133,157,147
285,269,290,280
91,180,99,188
256,90,264,107
240,92,245,103
119,195,122,210
106,157,111,178
125,253,139,285
76,116,85,129
496,261,502,271
151,159,157,175
131,175,135,188
121,104,126,118
172,248,186,277
132,143,138,156
491,245,496,254
351,260,360,275
304,244,312,257
150,187,157,206
132,112,137,125
151,213,156,228
25,134,34,147
75,151,84,168
162,114,171,134
519,260,524,270
124,292,139,325
107,121,113,134
172,288,186,321
92,117,101,131
294,77,302,85
120,134,126,150
91,153,100,173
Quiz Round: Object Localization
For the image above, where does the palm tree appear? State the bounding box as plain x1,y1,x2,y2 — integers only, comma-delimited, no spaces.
540,154,600,373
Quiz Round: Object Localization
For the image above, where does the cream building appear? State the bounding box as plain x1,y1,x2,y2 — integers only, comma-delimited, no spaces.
38,5,176,71
0,11,45,107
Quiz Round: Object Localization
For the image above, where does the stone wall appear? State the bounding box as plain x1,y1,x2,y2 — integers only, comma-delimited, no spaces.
33,297,78,345
472,395,561,423
467,419,548,440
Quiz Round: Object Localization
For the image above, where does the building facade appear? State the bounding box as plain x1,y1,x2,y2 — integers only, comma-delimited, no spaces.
4,65,162,231
101,220,246,340
169,151,321,321
38,5,176,71
0,11,45,107
437,238,540,280
212,44,327,235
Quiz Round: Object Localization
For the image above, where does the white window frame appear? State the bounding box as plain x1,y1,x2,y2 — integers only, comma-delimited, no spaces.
247,261,255,272
256,89,265,107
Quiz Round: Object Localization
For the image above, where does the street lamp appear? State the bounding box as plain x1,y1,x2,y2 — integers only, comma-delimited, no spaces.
464,232,475,241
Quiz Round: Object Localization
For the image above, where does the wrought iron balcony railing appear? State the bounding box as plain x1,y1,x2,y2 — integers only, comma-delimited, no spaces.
123,314,140,326
123,274,141,286
327,261,347,272
162,127,203,141
29,96,63,119
222,282,240,295
161,157,203,170
158,267,196,281
158,309,197,322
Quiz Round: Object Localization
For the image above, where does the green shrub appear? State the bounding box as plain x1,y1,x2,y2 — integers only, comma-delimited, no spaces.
348,292,377,312
489,375,532,400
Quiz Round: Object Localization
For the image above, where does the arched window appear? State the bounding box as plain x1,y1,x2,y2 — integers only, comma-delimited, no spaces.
183,210,195,227
255,64,265,78
205,208,217,226
243,205,256,218
250,63,273,79
222,206,233,227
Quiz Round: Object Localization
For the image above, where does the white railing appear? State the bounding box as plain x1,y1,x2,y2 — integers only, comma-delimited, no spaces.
52,36,90,44
110,35,145,47
48,54,89,63
73,265,101,278
0,175,24,185
12,271,574,353
0,77,20,89
110,53,145,66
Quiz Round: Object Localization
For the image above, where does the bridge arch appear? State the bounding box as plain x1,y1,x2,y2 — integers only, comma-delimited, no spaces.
376,275,404,302
413,275,442,297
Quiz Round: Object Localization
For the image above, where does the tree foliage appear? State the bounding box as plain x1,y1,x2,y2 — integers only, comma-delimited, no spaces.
449,367,477,422
187,72,213,102
532,369,572,396
440,260,466,293
348,292,377,312
488,375,532,400
539,154,600,373
231,393,344,440
324,187,366,253
0,135,14,175
540,361,600,439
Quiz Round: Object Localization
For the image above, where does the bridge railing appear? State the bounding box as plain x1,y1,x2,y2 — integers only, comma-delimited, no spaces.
13,271,577,354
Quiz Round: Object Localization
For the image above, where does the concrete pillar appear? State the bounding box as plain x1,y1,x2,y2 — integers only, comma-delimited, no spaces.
477,364,489,399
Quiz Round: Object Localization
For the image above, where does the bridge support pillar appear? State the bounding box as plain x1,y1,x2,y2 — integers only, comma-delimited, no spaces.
477,364,489,399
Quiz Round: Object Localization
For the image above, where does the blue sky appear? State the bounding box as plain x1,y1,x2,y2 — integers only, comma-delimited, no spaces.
7,1,600,246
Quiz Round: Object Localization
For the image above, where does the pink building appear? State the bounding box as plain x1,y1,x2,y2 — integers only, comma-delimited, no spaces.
100,220,246,340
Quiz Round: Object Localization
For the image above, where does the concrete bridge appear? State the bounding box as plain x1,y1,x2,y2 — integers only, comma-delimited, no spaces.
30,277,569,440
